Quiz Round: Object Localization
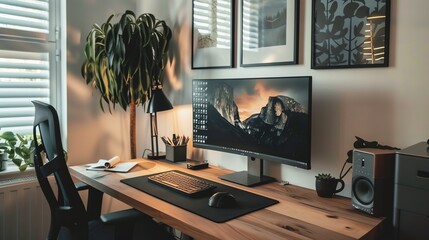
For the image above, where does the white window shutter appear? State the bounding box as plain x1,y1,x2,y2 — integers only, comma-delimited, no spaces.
0,0,55,135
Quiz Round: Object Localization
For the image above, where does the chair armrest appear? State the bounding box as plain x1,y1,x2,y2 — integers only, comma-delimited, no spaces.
100,208,147,225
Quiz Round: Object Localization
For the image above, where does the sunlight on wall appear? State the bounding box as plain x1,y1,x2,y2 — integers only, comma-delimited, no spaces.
68,0,429,198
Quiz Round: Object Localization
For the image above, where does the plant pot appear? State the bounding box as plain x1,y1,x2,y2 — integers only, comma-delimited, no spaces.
0,153,7,171
315,177,345,198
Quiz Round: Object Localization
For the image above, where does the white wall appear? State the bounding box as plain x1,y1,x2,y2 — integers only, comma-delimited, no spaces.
67,0,137,165
67,0,137,212
68,0,429,198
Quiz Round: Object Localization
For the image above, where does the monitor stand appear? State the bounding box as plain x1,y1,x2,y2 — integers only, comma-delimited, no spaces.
219,157,276,187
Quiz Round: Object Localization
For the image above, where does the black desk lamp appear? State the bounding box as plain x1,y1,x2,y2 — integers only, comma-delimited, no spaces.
146,86,173,159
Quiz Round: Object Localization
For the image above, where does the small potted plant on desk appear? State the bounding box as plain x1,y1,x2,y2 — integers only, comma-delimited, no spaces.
315,173,345,198
0,131,35,172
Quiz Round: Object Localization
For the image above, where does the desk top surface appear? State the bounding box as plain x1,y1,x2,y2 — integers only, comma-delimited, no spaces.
70,159,384,240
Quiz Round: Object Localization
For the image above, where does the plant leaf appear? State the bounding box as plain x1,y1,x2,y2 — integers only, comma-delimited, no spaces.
355,6,369,18
12,158,22,167
343,2,359,18
19,163,28,172
0,131,16,141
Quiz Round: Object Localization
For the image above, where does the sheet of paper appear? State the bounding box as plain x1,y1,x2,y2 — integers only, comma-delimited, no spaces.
103,156,120,168
87,156,120,170
86,156,138,173
104,162,139,173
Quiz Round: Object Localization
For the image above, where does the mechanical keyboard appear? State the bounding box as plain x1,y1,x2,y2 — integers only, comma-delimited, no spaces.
147,170,216,197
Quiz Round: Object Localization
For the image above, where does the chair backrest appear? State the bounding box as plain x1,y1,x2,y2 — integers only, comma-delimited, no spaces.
32,100,87,238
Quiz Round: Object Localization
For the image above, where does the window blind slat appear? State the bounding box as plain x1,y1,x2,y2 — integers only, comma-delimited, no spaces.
0,5,49,20
0,116,34,128
0,107,34,118
0,88,49,98
0,61,49,70
0,81,49,88
0,126,32,135
0,72,49,79
0,0,49,12
0,49,49,60
0,17,49,32
0,97,48,107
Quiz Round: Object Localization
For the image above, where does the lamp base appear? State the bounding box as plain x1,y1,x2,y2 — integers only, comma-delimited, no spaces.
147,152,166,160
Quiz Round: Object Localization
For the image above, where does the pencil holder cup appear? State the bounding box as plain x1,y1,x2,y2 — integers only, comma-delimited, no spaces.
165,145,187,162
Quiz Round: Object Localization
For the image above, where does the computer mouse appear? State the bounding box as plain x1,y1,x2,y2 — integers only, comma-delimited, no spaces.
208,192,236,208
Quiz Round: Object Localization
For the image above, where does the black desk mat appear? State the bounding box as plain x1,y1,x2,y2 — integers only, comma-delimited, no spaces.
120,170,279,223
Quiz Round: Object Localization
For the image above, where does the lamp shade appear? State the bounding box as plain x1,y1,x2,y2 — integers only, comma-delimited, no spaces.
146,88,173,113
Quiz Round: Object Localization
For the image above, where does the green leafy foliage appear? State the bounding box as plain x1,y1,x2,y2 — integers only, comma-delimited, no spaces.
81,10,172,113
0,131,36,172
316,173,334,180
81,10,171,159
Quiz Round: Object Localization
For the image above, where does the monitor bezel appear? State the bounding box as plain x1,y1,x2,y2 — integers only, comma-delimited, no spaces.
192,76,312,170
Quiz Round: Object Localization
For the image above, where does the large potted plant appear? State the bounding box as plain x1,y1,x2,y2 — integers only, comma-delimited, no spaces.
81,11,171,159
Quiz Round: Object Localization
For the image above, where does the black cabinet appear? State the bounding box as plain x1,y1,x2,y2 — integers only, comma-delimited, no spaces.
394,142,429,240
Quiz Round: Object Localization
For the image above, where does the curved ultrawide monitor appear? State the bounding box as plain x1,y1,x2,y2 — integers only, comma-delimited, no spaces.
192,76,312,169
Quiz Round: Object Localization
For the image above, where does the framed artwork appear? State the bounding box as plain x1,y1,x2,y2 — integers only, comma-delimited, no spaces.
240,0,299,67
192,0,235,69
311,0,391,69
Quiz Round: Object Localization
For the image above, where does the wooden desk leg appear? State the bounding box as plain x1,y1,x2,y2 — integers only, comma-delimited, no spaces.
87,186,104,220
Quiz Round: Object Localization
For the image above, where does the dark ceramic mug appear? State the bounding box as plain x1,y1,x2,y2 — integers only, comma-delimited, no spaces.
315,178,345,198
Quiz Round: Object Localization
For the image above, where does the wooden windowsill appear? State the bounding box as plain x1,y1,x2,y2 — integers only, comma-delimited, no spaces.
0,162,36,186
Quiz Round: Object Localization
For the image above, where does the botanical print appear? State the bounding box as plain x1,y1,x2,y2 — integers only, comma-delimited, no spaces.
313,0,389,68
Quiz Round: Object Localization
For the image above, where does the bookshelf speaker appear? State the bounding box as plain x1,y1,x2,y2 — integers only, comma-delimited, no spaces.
351,148,396,217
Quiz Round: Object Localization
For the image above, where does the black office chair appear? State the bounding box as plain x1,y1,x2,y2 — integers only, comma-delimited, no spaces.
32,100,174,240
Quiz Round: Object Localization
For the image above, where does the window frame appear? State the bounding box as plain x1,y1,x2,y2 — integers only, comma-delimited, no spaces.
0,0,64,176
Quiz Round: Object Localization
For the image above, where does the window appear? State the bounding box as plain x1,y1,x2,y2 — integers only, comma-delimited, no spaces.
0,0,60,135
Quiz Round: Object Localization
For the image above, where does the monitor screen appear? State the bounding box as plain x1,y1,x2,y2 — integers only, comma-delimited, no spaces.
192,76,312,169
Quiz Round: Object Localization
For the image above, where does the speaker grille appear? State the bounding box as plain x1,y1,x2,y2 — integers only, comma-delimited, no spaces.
353,177,374,205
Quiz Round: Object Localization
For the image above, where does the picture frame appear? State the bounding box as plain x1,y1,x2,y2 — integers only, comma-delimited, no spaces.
311,0,391,69
240,0,299,67
192,0,235,69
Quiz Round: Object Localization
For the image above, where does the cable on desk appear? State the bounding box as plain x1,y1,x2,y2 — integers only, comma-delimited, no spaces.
142,148,152,158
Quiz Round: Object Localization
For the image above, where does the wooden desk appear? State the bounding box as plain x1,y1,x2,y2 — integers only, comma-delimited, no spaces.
70,159,385,240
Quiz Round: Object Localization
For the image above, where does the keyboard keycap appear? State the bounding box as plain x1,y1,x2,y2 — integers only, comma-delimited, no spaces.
148,170,216,196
